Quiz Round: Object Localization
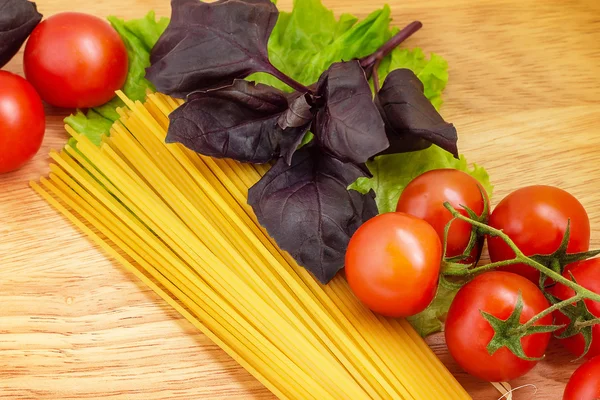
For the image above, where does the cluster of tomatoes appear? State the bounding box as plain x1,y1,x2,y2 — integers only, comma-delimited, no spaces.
345,169,600,399
0,12,128,173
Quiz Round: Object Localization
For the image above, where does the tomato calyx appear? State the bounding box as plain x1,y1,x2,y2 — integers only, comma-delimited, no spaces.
530,220,600,288
480,292,563,361
546,290,600,360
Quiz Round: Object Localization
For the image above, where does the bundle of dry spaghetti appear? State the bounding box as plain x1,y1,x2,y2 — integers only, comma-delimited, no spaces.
32,91,470,400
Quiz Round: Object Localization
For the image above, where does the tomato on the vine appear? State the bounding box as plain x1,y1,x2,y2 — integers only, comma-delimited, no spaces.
396,169,488,262
488,185,590,283
345,212,441,318
0,71,46,174
563,356,600,400
24,12,128,108
445,271,552,382
550,259,600,360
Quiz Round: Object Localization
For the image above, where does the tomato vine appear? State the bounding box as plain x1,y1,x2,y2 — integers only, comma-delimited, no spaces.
441,198,600,360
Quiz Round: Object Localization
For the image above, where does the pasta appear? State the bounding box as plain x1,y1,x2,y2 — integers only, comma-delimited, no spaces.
32,91,471,399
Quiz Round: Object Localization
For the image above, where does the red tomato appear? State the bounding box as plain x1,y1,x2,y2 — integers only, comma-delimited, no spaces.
549,259,600,360
563,356,600,400
396,169,488,261
0,71,46,173
445,271,552,382
345,212,441,318
488,186,590,283
24,12,128,108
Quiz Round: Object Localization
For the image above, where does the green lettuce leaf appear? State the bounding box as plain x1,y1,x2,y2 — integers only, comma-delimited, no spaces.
248,0,393,91
65,110,114,146
407,284,458,337
64,11,168,142
349,145,493,214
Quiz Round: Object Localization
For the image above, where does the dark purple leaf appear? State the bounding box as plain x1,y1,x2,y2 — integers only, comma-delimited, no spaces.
314,61,389,164
0,0,42,68
248,145,378,283
278,92,313,130
147,0,278,97
376,68,458,157
166,80,308,164
278,92,314,164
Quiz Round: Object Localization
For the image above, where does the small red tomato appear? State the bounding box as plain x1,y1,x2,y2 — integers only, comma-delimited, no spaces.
24,12,128,108
396,169,488,261
0,71,46,173
550,259,600,360
445,271,552,382
345,212,441,318
488,186,590,283
563,356,600,400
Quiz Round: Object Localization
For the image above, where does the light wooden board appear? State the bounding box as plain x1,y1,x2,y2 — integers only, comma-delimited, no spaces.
1,0,599,398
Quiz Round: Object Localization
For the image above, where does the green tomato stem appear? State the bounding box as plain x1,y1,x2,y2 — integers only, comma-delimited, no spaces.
515,296,580,334
576,318,600,329
444,202,600,305
445,259,515,276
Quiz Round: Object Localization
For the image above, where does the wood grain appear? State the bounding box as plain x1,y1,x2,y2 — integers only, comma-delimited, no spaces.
1,0,599,398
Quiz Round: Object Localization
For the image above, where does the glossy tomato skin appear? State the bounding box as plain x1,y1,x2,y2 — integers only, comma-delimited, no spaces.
0,71,45,173
445,271,552,382
396,169,488,261
488,186,590,283
563,356,600,400
345,212,441,318
24,12,128,108
550,259,600,360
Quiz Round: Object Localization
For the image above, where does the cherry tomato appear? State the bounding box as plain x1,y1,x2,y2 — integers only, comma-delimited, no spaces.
396,169,488,262
488,186,590,283
0,71,45,174
24,12,128,108
563,356,600,400
445,271,552,382
345,212,441,318
549,259,600,360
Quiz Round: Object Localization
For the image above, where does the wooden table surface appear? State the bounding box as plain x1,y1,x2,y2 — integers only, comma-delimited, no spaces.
1,0,599,398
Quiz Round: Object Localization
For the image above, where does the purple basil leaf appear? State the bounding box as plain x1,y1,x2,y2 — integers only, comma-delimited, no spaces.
248,145,378,283
166,80,308,164
278,92,313,130
147,0,278,97
278,92,314,164
0,0,42,68
376,69,458,157
313,60,389,164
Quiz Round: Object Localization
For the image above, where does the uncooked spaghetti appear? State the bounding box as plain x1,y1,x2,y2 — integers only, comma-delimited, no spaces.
32,91,471,400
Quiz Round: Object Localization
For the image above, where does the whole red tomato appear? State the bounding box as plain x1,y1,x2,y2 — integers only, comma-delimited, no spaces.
396,169,488,261
550,259,600,360
0,71,46,173
445,271,552,382
563,356,600,400
488,186,590,283
24,12,128,108
345,212,441,318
